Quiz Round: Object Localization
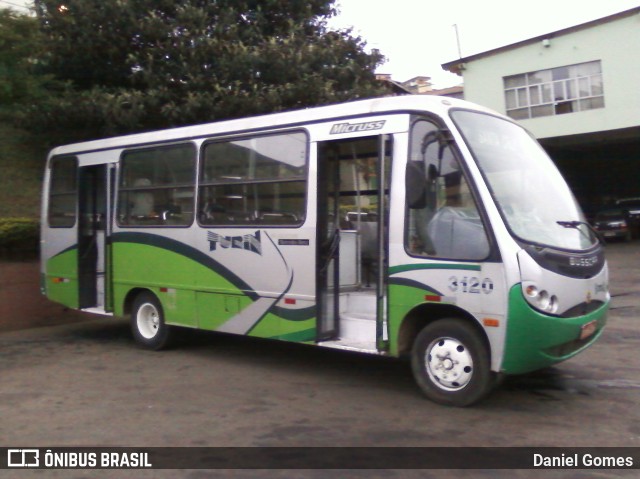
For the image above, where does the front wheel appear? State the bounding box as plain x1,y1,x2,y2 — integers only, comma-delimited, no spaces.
411,318,495,407
131,292,171,350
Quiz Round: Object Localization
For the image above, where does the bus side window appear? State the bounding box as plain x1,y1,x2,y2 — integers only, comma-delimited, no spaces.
198,132,308,227
406,120,490,261
48,156,78,228
118,144,196,227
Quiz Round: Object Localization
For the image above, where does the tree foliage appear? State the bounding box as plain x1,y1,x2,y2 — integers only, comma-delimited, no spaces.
0,8,57,110
21,0,389,143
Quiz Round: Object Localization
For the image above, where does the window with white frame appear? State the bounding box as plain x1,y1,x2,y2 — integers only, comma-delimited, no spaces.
504,61,604,120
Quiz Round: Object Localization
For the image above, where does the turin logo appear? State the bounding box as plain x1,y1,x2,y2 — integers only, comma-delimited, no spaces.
207,230,262,255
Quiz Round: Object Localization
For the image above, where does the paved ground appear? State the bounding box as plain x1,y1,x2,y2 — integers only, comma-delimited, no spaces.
1,242,639,478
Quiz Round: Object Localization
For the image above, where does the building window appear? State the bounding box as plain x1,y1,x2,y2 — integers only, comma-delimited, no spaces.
504,61,604,120
198,131,307,226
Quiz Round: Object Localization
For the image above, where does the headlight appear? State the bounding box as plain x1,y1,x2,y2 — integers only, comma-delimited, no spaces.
548,295,559,314
538,290,550,310
523,282,559,314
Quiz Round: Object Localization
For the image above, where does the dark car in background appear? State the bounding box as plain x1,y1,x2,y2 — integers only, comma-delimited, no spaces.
593,208,632,242
615,198,640,238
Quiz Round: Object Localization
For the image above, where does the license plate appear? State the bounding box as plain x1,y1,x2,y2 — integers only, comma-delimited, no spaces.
603,232,616,237
580,320,598,340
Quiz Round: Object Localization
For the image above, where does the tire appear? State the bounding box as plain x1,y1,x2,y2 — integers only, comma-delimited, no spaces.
411,318,495,407
131,292,171,350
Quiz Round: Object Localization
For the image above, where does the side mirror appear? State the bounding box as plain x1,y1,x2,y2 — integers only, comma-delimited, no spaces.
406,161,426,209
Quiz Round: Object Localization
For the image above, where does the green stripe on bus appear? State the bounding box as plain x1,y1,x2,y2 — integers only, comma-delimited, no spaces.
270,328,317,342
268,305,316,321
389,263,481,275
112,232,258,300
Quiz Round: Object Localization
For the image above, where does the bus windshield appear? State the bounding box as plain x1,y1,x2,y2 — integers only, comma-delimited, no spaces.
451,110,597,251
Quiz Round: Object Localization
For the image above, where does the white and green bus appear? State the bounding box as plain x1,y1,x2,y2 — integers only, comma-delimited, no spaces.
41,96,609,406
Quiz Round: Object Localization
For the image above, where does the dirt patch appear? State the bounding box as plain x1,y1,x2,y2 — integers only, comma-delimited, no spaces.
0,261,92,333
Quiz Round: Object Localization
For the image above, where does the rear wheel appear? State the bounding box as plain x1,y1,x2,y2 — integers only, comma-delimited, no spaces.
411,318,495,407
131,292,171,350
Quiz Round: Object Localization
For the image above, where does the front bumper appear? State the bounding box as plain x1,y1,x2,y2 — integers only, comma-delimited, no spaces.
501,285,608,375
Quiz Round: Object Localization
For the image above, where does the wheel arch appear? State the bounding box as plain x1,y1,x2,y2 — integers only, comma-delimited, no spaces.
122,287,156,317
397,303,490,358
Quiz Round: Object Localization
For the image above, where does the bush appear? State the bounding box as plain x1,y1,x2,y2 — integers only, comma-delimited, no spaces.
0,217,39,259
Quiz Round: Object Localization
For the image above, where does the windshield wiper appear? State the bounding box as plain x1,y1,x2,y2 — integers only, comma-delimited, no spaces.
557,220,603,244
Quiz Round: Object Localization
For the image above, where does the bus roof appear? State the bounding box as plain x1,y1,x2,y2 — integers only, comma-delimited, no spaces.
47,95,500,157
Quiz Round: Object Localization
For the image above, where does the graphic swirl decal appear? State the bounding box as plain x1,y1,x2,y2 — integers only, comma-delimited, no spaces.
212,231,294,335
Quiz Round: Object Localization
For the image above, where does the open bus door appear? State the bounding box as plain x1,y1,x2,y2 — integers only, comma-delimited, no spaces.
77,163,114,312
316,136,390,349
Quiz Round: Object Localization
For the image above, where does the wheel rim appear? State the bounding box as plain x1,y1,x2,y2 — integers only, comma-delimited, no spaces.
137,303,160,339
425,337,474,391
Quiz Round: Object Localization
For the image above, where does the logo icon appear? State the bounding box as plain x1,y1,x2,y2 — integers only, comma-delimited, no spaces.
329,120,386,135
569,256,598,267
8,449,40,468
